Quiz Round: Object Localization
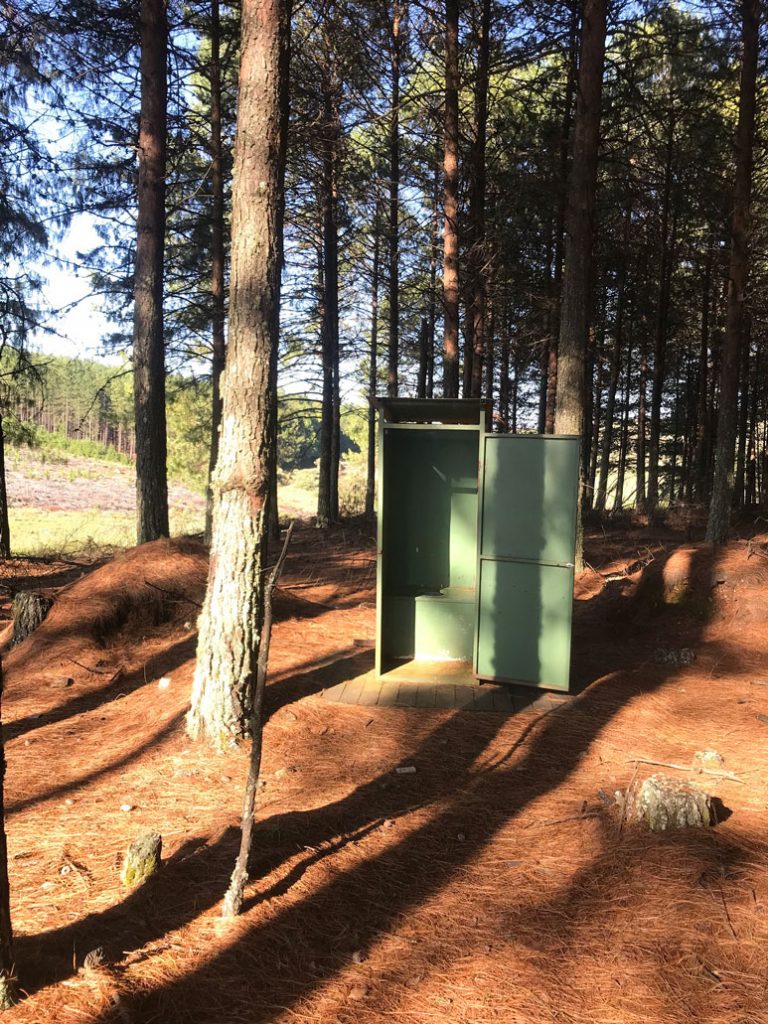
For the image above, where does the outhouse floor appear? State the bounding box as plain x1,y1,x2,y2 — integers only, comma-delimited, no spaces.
322,658,572,714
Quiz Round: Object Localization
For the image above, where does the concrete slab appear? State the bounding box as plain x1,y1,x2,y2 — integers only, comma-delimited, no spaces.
394,684,419,708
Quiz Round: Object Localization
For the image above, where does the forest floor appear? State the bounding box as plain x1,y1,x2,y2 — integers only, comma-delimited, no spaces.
1,516,768,1023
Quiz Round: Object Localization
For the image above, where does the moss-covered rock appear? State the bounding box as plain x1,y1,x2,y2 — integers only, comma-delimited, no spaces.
120,831,162,887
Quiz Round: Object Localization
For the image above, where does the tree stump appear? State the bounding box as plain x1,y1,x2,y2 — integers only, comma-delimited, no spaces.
120,832,162,887
11,592,53,647
631,774,712,832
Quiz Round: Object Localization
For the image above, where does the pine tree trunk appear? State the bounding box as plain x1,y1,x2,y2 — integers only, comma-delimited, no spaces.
692,237,713,502
0,417,10,560
205,0,227,546
11,592,53,646
468,0,491,398
499,323,510,429
511,348,520,434
734,319,751,507
416,318,428,398
133,0,169,544
587,318,604,509
545,2,579,434
484,278,495,407
539,214,554,432
707,0,760,544
647,108,676,515
554,0,607,568
636,342,648,512
426,151,440,399
442,0,460,397
613,332,633,511
594,207,629,512
0,658,16,1008
745,348,759,507
188,0,290,750
267,342,281,542
317,85,340,529
365,208,381,519
387,2,401,397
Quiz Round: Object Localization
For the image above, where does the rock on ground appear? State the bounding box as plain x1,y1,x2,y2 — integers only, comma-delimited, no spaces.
631,774,712,832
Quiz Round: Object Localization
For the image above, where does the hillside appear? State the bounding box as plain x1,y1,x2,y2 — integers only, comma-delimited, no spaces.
5,434,368,556
7,443,206,556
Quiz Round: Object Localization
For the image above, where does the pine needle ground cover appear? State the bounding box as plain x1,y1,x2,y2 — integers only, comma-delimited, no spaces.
0,522,766,1024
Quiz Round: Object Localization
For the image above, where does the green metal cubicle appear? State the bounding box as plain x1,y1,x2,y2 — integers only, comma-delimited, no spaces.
375,398,579,692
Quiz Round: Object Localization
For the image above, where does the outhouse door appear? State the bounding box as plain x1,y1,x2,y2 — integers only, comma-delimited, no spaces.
473,435,580,691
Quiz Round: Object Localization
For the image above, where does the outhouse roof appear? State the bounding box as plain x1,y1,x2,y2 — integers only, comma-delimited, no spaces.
375,397,489,427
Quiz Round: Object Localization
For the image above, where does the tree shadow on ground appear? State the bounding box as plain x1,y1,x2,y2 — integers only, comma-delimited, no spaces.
265,646,374,718
7,711,186,817
22,546,733,1021
5,637,197,743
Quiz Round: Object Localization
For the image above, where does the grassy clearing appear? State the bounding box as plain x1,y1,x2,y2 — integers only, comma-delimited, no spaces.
278,456,369,520
9,507,206,558
7,439,370,558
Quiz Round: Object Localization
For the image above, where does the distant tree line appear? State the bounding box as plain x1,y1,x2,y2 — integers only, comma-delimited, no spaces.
1,0,764,546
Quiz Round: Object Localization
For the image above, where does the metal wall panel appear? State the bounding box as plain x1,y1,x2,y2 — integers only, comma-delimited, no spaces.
475,560,574,687
475,435,579,690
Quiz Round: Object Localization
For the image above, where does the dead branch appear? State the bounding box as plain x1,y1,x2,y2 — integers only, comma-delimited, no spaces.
222,522,295,918
625,758,743,783
142,580,203,609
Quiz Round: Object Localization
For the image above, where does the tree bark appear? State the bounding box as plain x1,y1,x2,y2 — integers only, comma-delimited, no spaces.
0,416,10,559
499,320,510,429
636,340,648,512
468,0,491,398
647,106,676,515
706,0,760,544
365,207,382,519
205,0,227,545
613,332,633,511
545,1,579,434
745,347,760,507
426,149,440,398
595,205,630,512
133,0,169,544
387,1,401,397
692,236,714,501
733,317,751,507
0,658,16,1008
317,81,341,528
554,0,607,567
442,0,460,397
188,0,290,750
586,317,604,509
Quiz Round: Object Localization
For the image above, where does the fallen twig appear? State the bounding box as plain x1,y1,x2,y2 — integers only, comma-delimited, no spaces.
66,658,113,676
718,886,738,939
625,758,743,783
274,586,333,611
523,811,600,829
142,579,202,609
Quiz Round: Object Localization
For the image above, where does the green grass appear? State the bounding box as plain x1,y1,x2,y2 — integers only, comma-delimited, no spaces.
9,507,205,558
31,430,134,466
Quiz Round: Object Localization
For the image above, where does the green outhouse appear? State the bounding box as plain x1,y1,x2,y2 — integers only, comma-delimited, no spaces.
375,398,579,692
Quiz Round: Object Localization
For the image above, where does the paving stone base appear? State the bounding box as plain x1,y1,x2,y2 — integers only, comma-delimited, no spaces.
322,671,572,714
